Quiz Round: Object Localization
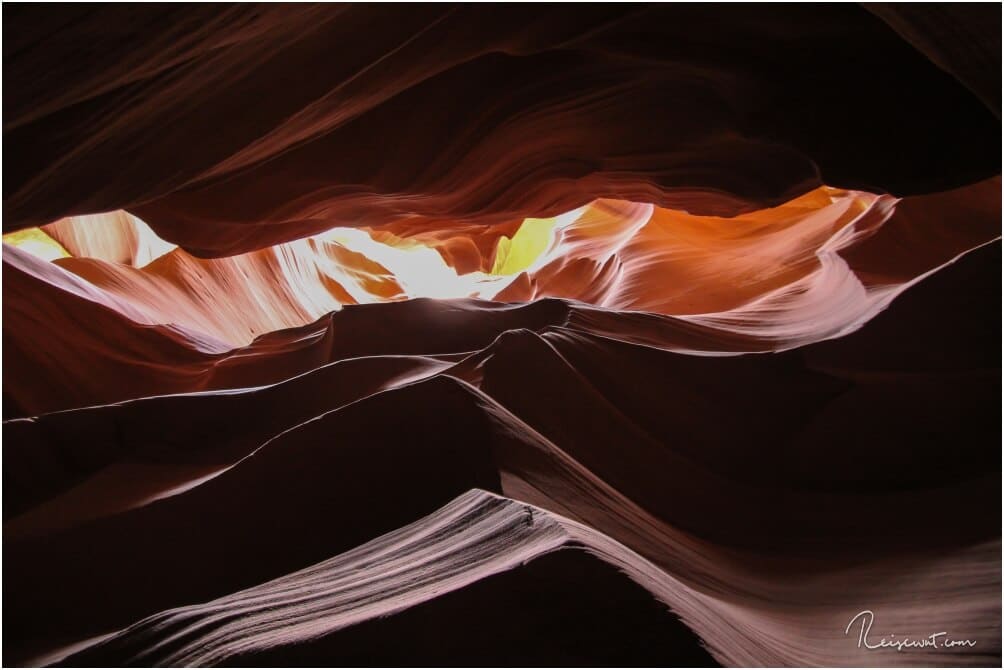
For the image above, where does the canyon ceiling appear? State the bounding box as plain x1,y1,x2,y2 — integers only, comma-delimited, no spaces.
2,3,1001,668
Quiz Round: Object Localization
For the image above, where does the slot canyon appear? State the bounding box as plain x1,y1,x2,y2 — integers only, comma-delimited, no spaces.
2,4,1001,667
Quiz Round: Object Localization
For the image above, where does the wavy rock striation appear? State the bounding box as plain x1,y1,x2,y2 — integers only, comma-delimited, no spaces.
3,239,1000,666
2,4,1000,668
4,5,1000,255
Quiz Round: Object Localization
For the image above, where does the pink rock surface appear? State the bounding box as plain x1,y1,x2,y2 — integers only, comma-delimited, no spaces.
2,5,999,667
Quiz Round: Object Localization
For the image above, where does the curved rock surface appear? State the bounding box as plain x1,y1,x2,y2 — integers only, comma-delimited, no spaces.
3,177,999,417
3,239,1000,666
2,4,1000,668
4,4,999,255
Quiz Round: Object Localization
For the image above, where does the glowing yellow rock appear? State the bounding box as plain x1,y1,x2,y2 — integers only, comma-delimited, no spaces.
490,216,558,276
3,228,71,261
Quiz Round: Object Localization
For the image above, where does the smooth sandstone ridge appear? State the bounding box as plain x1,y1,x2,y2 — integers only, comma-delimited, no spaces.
2,4,1000,668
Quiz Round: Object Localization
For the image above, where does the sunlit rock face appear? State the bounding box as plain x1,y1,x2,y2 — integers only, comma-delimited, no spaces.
5,180,998,355
43,211,177,267
4,5,999,254
2,4,1000,669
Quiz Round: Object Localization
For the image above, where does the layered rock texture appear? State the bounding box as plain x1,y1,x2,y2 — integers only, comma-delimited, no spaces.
2,3,1000,667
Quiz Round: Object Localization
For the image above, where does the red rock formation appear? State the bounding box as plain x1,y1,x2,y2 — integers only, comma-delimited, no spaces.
4,5,999,254
2,4,1000,668
4,178,998,416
